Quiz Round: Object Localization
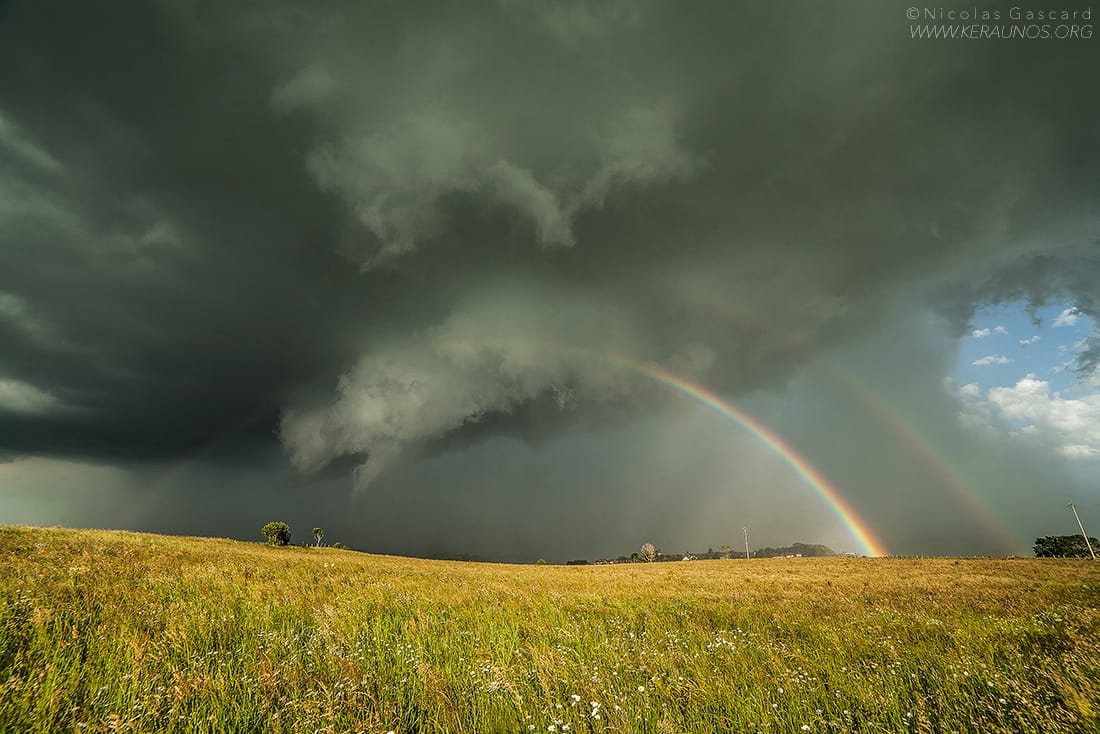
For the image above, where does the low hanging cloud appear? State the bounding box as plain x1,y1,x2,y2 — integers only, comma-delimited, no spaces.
279,284,707,485
0,379,57,414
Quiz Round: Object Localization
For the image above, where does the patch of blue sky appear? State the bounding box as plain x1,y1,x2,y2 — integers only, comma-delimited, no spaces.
954,300,1095,397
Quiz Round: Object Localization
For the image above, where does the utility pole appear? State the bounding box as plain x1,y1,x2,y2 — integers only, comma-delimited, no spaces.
742,527,750,560
1068,504,1097,560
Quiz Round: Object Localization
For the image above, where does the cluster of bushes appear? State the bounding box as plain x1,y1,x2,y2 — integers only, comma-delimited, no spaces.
260,522,346,550
1034,535,1097,558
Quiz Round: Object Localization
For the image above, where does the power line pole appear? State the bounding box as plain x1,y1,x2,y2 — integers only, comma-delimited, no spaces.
1068,503,1097,560
742,527,750,560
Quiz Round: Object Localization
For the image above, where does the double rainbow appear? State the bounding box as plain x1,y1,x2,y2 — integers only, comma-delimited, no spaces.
600,356,888,557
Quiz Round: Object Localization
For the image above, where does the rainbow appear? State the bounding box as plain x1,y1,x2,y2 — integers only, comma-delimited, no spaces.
608,357,889,557
452,334,888,555
147,334,890,556
826,370,1021,553
687,296,1020,554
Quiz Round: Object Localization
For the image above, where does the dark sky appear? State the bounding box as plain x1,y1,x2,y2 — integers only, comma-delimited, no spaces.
1,1,1098,561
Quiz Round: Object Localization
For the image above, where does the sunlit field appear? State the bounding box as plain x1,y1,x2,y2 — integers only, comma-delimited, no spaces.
1,526,1098,733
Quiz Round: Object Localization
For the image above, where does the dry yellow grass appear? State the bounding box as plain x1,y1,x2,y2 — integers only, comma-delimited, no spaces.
1,525,1098,732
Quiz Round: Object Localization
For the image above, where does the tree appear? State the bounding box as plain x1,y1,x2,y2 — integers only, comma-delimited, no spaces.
536,558,547,565
332,542,346,550
719,544,732,559
640,543,657,562
261,521,291,546
312,527,324,547
630,552,640,563
1034,535,1099,558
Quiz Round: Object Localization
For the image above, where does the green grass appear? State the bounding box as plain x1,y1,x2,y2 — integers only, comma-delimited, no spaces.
1,526,1098,733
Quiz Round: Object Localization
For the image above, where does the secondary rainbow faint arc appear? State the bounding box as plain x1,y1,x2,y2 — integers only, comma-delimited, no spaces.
615,358,889,557
688,295,1019,553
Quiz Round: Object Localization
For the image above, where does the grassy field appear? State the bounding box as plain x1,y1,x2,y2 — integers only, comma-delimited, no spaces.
1,527,1098,733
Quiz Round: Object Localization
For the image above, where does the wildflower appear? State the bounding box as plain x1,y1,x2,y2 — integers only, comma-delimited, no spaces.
638,686,646,693
801,727,810,732
548,727,557,733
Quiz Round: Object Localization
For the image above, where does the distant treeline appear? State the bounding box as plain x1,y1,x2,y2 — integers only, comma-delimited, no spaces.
1034,535,1098,558
565,542,839,565
752,543,838,558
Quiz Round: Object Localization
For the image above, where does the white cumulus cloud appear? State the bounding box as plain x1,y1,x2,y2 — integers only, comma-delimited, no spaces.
959,382,982,398
1053,307,1081,327
1057,444,1099,459
959,373,1100,460
972,354,1012,366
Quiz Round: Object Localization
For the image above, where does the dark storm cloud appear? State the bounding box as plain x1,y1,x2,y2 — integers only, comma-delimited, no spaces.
0,1,448,461
258,0,1100,484
1,1,1098,555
